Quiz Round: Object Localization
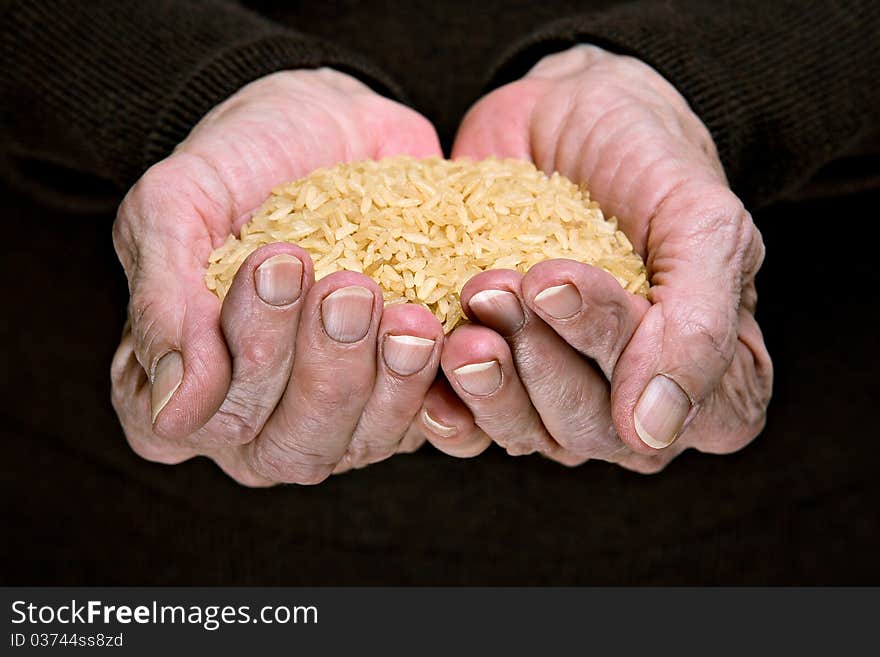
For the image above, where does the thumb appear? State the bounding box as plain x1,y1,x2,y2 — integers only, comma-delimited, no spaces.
128,262,231,439
450,80,542,161
114,166,232,440
370,101,443,159
610,181,763,453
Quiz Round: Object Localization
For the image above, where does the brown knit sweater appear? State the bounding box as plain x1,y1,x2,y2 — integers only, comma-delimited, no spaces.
1,0,878,209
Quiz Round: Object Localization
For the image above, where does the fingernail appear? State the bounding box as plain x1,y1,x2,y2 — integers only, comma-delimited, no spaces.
255,254,303,306
151,351,183,424
422,409,457,438
533,283,581,318
634,374,692,449
321,286,374,343
467,289,524,335
453,360,502,396
383,334,435,375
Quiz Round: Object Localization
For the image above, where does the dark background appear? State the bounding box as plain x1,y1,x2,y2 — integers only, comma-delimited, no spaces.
1,180,877,584
1,0,878,584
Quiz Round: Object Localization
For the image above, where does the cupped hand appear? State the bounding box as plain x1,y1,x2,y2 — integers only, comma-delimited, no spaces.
111,68,443,485
421,45,773,472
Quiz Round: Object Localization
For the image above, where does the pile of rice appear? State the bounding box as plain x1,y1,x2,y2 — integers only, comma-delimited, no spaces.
205,156,649,332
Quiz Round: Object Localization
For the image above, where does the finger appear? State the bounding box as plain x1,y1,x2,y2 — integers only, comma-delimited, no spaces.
679,310,774,454
396,422,427,455
612,313,771,475
192,243,313,446
611,184,763,454
336,303,444,470
134,266,228,438
110,320,198,465
419,377,492,458
115,168,233,440
440,323,556,457
462,269,627,462
242,272,383,484
208,447,277,488
520,259,650,380
334,418,431,476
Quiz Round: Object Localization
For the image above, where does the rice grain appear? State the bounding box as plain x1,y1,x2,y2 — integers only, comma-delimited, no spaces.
206,156,649,332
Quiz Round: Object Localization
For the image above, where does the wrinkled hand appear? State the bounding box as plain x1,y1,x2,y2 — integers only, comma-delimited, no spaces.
111,69,444,485
420,45,772,472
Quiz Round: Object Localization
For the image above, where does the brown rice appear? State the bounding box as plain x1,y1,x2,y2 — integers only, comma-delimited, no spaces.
205,156,649,332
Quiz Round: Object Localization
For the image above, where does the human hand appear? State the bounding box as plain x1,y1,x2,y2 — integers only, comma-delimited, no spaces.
111,69,444,485
422,45,772,472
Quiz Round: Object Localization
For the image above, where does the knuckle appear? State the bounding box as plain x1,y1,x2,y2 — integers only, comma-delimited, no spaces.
741,280,759,314
123,165,168,219
343,439,372,466
599,293,630,336
719,188,747,220
558,417,616,454
210,403,263,446
239,334,283,370
669,302,737,367
542,384,612,452
296,375,339,407
739,219,766,283
249,436,334,485
129,288,180,367
718,195,766,286
673,185,745,248
285,463,333,486
113,199,147,280
297,369,372,410
247,444,287,482
471,79,538,120
138,158,183,193
345,437,397,468
574,293,630,363
688,312,732,353
469,403,545,454
111,214,135,274
502,441,540,457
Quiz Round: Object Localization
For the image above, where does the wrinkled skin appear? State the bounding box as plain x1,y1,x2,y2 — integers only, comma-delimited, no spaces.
111,69,444,485
418,45,773,473
112,47,773,483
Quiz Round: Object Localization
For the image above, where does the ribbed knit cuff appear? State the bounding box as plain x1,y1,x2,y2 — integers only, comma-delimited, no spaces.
141,33,406,175
487,0,880,207
1,0,405,191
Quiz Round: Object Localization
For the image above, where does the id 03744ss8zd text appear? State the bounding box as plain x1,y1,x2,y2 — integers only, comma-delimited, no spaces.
10,632,124,647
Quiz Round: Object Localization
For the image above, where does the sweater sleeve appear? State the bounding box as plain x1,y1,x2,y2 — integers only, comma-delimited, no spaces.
487,0,880,207
0,0,404,203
